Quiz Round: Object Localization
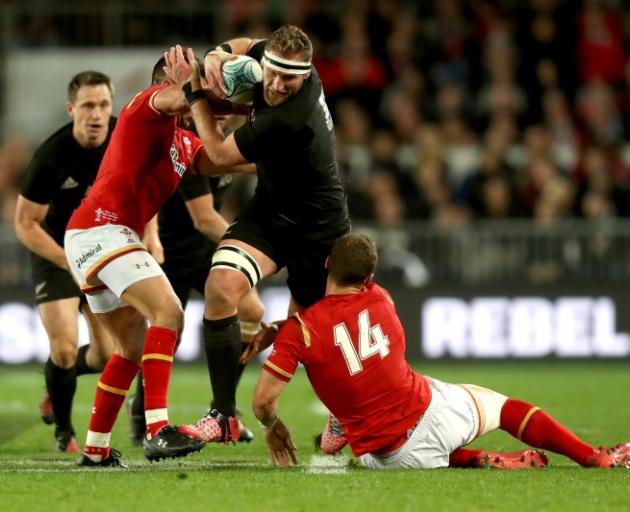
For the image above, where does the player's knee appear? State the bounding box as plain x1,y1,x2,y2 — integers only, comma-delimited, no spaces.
239,300,265,324
205,273,243,315
206,245,261,314
88,346,112,371
153,299,184,332
461,384,509,436
50,342,78,369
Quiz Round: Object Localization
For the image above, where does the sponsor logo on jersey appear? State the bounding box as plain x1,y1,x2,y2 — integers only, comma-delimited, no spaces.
75,243,102,270
60,176,80,190
94,208,119,223
170,143,186,177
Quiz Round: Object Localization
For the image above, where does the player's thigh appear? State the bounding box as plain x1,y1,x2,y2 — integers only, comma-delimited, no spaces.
285,240,332,309
362,377,480,470
31,253,81,306
38,297,81,347
219,203,282,282
459,384,508,436
207,240,277,309
121,274,183,328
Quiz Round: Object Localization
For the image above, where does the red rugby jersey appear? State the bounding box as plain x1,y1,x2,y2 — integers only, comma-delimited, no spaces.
264,283,431,456
67,84,202,237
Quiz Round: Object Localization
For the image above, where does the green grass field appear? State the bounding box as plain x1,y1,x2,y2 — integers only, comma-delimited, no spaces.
1,361,629,512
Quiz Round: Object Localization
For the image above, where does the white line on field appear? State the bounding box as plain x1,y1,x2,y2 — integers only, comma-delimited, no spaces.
0,459,268,473
306,454,350,474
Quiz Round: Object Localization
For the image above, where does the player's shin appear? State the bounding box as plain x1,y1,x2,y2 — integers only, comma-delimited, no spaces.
202,315,241,417
142,326,178,438
45,358,77,434
500,398,596,466
83,355,140,462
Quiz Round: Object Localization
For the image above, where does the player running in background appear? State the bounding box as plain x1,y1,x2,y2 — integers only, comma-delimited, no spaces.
251,232,630,469
64,56,250,467
126,75,263,444
14,71,116,453
165,24,351,443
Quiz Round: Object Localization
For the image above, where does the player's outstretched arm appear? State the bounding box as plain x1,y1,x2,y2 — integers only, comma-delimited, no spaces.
253,371,297,468
184,192,229,243
240,321,283,364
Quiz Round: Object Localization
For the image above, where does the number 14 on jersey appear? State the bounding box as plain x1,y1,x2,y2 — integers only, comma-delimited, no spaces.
333,309,390,375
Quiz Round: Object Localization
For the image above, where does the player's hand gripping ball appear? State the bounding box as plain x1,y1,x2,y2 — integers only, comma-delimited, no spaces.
221,55,263,104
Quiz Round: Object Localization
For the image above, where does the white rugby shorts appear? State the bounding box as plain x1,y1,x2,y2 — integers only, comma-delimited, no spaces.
360,377,479,469
64,224,164,313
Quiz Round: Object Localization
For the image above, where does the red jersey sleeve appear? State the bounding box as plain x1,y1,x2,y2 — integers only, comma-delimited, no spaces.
123,84,168,123
182,131,204,176
263,318,305,382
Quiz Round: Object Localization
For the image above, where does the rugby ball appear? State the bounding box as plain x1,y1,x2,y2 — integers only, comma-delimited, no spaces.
222,55,263,104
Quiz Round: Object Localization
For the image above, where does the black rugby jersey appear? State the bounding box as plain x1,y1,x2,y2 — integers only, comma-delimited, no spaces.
159,172,232,266
234,41,350,241
20,118,116,246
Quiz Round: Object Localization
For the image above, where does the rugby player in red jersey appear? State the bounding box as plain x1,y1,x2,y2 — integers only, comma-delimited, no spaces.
251,233,630,469
64,53,252,467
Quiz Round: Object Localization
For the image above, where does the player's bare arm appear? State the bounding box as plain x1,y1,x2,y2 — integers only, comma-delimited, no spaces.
184,193,229,243
240,320,283,364
204,37,264,98
142,214,164,264
188,110,248,168
151,84,189,116
252,371,298,468
14,194,69,270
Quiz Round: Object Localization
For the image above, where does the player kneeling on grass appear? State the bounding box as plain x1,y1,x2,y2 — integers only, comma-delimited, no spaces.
250,233,630,470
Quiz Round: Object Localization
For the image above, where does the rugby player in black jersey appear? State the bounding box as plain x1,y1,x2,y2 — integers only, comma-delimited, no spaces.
14,71,116,452
127,110,264,445
164,25,351,442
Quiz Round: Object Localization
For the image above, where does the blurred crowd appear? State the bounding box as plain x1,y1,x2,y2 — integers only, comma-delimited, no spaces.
0,0,629,285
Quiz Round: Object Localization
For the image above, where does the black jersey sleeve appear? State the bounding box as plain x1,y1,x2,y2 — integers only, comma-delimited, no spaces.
177,173,213,202
20,150,60,205
247,40,266,61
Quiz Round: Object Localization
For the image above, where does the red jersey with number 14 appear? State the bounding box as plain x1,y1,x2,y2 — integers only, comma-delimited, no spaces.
264,282,431,456
67,84,202,237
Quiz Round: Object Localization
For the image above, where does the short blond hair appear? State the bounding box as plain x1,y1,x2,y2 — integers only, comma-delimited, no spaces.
266,25,312,62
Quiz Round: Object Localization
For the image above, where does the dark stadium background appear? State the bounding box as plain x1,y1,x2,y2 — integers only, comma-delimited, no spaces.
0,0,629,363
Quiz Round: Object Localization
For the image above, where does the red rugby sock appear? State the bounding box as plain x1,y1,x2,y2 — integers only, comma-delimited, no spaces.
83,355,139,460
500,398,596,466
142,326,178,438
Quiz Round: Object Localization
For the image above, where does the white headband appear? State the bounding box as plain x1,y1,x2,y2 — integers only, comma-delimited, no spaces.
261,50,311,75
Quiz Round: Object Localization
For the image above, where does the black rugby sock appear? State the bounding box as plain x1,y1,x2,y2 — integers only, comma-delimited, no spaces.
235,342,249,386
211,342,250,411
74,345,98,376
132,373,145,417
44,357,77,434
203,316,241,417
